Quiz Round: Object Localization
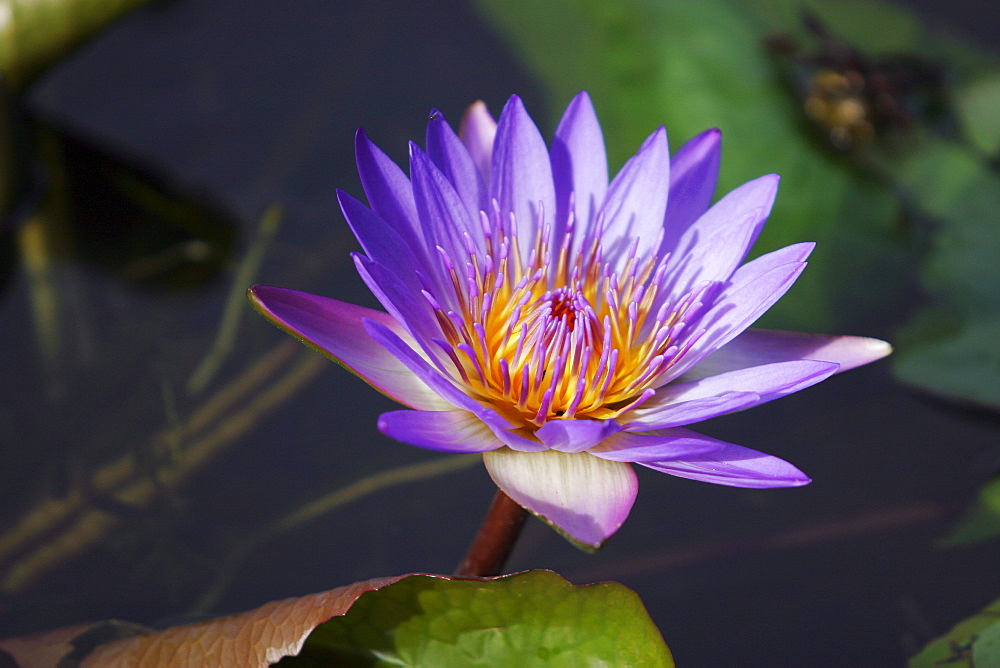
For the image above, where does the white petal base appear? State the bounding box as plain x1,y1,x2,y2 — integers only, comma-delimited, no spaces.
483,448,638,551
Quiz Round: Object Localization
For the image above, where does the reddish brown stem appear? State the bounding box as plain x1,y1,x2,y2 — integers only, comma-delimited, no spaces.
454,489,529,577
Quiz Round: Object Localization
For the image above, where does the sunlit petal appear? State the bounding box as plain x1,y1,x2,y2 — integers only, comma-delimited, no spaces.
639,438,811,488
685,329,894,381
551,90,608,244
484,448,637,550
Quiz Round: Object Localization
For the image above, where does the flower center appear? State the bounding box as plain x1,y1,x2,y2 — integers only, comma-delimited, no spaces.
424,201,706,428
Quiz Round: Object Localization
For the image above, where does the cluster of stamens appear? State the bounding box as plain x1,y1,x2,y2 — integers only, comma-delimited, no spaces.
424,201,706,428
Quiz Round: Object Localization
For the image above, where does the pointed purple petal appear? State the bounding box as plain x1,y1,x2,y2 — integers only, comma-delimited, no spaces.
661,128,721,253
338,190,427,293
352,255,444,352
551,91,608,243
685,329,893,381
355,128,422,243
728,241,815,286
628,360,838,429
666,129,722,227
248,286,448,411
490,95,556,258
639,437,811,488
378,409,504,453
665,250,812,381
661,174,780,298
459,100,496,182
535,418,621,453
601,127,670,266
410,142,482,260
484,448,637,550
589,427,727,462
426,110,489,220
622,391,761,430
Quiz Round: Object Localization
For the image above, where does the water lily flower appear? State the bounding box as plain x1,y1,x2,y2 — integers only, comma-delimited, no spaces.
249,92,891,550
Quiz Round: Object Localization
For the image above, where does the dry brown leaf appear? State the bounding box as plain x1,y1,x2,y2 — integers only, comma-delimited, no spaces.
80,575,405,666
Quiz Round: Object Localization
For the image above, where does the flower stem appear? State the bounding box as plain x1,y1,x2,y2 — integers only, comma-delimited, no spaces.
454,489,528,577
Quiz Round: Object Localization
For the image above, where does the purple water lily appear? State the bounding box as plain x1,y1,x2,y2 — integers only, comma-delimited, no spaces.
249,92,891,549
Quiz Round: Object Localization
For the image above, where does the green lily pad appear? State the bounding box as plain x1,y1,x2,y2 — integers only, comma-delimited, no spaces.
279,570,673,666
910,594,1000,667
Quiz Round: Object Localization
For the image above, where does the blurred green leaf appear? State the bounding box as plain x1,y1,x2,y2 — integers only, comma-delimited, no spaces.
874,133,1000,408
280,570,673,667
910,594,1000,667
941,476,1000,547
955,73,1000,157
0,0,152,92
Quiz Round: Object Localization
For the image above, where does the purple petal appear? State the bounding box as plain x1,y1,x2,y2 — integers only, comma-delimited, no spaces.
665,250,812,381
601,126,671,266
354,128,422,243
362,317,488,415
352,255,445,352
247,286,448,411
551,91,608,244
661,174,780,298
410,142,482,260
378,409,505,453
362,319,548,453
684,329,893,381
535,418,621,453
426,110,489,221
660,128,721,254
483,448,638,550
628,360,838,429
490,95,556,260
727,241,815,286
639,437,811,488
589,427,724,462
621,391,761,431
459,100,496,182
337,190,427,293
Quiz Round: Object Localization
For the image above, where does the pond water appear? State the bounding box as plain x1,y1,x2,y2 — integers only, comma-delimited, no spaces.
2,1,999,665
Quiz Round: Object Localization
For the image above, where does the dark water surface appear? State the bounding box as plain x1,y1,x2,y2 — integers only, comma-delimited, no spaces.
2,1,999,665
